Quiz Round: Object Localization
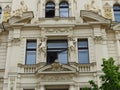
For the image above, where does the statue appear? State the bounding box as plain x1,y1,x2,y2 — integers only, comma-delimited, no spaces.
38,37,46,54
68,37,76,51
13,0,28,16
84,0,101,14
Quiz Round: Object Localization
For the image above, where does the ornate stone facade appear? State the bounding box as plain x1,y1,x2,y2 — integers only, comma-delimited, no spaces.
0,0,120,90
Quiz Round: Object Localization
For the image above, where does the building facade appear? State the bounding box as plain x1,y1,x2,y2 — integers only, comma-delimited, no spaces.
0,0,120,90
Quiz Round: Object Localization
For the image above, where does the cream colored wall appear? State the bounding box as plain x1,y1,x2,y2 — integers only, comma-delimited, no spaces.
1,0,120,90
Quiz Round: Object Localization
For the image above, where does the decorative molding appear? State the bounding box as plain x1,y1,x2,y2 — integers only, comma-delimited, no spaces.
45,27,73,34
84,0,101,15
8,11,34,24
103,3,112,19
40,74,73,82
3,5,11,22
93,36,103,44
10,38,21,46
80,10,110,23
13,1,28,17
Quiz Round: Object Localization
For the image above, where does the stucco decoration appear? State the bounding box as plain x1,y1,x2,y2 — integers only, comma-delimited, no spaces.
80,10,110,23
10,38,21,46
3,5,11,22
40,74,73,82
68,37,76,51
13,0,28,17
38,37,47,54
84,0,101,14
103,3,112,19
36,62,77,74
112,23,120,31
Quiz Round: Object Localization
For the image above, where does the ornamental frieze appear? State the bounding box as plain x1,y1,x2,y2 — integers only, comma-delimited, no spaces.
40,74,73,82
45,28,73,33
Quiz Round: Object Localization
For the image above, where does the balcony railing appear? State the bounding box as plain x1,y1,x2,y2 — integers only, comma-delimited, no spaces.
17,62,96,73
78,62,96,72
17,63,38,73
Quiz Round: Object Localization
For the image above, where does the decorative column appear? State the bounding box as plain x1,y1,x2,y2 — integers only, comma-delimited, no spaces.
40,85,45,90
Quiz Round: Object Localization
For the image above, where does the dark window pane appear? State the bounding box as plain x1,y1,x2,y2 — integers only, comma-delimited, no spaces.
47,41,67,48
26,51,36,64
0,7,2,19
45,2,55,18
47,40,68,64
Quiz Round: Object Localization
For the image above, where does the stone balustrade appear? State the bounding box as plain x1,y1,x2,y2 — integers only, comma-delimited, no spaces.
78,62,96,72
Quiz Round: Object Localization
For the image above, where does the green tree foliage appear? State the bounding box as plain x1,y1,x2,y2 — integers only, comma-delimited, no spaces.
89,58,120,90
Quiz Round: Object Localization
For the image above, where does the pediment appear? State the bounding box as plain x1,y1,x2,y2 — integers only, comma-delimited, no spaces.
80,10,110,23
8,11,34,24
36,61,77,74
112,23,120,30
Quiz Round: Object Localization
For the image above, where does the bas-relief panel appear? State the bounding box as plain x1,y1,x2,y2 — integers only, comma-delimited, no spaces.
12,0,38,17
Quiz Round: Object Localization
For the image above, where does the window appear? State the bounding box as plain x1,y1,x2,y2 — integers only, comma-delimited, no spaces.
113,4,120,22
0,7,2,20
59,1,69,17
78,39,89,64
26,40,36,64
47,40,68,64
45,1,55,18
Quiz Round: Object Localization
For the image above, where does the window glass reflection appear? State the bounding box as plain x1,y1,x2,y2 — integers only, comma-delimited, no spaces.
59,1,69,17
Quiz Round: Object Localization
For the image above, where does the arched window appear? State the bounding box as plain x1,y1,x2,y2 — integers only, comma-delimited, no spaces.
0,7,2,20
113,4,120,22
59,1,69,17
45,1,55,18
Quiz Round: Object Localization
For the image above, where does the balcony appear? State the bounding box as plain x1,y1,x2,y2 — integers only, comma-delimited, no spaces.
17,62,96,74
17,63,38,73
78,62,96,72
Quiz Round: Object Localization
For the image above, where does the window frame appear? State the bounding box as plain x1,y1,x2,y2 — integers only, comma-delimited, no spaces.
45,1,55,18
47,40,68,64
25,40,37,65
78,39,89,64
113,4,120,22
0,7,2,20
59,1,69,17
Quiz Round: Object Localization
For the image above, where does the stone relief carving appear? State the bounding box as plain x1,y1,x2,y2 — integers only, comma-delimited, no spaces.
46,28,72,33
103,3,112,19
38,37,46,54
68,37,76,51
84,0,101,14
51,60,62,71
13,0,28,17
3,5,11,22
40,74,72,81
93,36,103,44
10,38,21,46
